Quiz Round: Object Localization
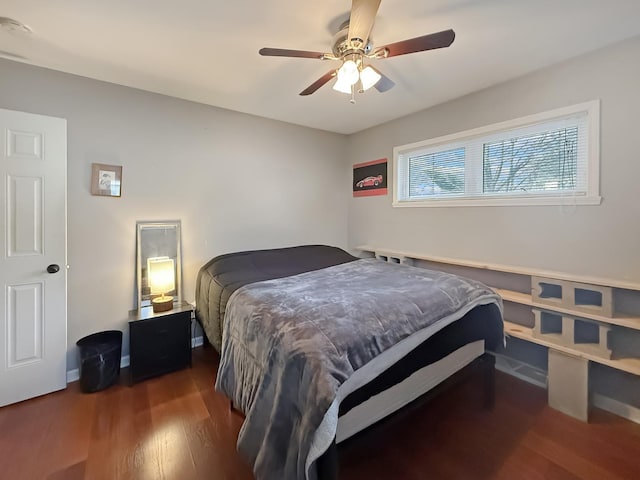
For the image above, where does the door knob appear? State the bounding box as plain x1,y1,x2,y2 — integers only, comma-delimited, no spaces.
47,264,60,274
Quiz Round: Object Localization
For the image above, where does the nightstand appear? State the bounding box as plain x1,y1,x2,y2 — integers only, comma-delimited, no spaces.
128,301,193,383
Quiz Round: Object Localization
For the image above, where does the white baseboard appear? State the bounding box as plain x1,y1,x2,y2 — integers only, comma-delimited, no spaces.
67,336,204,384
66,369,78,383
490,351,640,425
593,393,640,424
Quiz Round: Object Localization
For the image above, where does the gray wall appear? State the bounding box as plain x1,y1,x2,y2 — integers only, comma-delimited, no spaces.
0,59,348,370
346,35,640,284
345,36,640,407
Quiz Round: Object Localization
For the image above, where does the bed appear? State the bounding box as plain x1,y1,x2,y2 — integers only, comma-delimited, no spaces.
195,245,503,480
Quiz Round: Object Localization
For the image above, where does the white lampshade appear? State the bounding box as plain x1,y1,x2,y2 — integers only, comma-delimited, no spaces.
337,59,359,86
147,257,175,295
360,66,381,91
333,74,353,94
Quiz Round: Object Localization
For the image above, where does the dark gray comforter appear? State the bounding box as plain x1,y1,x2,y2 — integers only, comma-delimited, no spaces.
195,245,357,352
215,258,502,480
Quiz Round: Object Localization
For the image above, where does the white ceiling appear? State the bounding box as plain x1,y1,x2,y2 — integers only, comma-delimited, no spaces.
2,0,640,134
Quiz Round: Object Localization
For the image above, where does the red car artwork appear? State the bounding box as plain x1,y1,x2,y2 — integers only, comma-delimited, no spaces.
356,174,383,188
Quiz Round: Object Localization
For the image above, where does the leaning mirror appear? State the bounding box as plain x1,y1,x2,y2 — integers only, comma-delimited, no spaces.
136,221,182,309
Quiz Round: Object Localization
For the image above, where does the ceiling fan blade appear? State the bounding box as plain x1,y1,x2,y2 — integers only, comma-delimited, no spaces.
299,70,337,96
259,47,325,59
369,66,395,93
378,29,455,58
348,0,381,50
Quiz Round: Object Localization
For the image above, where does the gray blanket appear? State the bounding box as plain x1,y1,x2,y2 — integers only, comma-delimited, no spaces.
215,259,502,480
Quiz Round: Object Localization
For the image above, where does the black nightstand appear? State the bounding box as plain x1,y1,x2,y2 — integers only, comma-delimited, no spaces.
128,301,193,384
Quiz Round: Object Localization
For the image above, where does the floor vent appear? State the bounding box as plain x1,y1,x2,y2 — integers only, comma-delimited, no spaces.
491,352,547,388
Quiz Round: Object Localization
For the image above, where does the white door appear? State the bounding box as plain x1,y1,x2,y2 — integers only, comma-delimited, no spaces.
0,108,67,407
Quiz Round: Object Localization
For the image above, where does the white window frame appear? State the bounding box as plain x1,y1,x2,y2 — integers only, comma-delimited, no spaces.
393,101,601,207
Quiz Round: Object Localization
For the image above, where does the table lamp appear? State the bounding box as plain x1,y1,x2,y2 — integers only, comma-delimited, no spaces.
147,256,175,313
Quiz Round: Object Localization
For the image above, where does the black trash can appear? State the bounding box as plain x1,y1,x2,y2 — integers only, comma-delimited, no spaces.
76,330,123,393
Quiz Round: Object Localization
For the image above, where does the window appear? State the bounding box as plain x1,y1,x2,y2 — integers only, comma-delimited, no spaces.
394,101,601,207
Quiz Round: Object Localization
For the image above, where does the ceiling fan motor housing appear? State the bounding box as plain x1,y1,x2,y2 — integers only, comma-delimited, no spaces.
332,21,373,58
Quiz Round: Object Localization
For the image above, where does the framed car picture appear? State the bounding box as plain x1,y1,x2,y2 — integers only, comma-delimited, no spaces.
353,158,387,197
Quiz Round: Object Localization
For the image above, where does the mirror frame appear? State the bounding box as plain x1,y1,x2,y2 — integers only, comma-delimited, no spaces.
136,220,182,309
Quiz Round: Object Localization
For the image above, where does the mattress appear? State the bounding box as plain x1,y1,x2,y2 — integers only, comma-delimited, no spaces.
316,303,500,479
338,302,501,417
336,339,485,443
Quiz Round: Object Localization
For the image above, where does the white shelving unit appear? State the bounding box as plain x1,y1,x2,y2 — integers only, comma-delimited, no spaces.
356,245,640,421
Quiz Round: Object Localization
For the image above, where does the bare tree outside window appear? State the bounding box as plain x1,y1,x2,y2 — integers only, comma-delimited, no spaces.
483,127,578,193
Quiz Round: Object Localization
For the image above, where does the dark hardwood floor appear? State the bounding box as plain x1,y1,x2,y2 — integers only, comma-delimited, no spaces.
1,347,639,480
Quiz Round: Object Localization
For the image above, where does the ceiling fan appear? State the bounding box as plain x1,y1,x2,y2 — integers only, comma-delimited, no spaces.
259,0,455,102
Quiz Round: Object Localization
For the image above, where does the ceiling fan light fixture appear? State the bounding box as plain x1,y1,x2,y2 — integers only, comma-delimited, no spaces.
332,74,353,94
261,1,455,98
337,59,359,86
360,65,381,91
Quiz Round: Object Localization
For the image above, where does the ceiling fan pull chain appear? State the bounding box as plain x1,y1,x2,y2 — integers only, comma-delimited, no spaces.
350,87,356,104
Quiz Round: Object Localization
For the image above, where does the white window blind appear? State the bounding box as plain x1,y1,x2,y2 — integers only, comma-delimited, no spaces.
394,101,600,207
408,147,465,197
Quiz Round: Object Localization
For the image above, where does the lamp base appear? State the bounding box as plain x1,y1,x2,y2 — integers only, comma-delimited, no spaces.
152,295,174,313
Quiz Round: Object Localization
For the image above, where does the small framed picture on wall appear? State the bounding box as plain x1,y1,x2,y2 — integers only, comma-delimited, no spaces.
91,163,122,197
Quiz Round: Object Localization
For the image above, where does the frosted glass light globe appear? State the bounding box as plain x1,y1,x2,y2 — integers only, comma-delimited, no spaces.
337,60,359,86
